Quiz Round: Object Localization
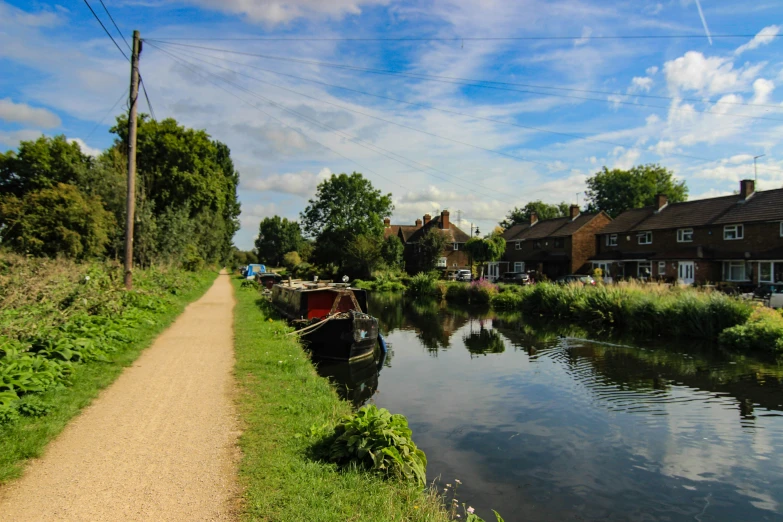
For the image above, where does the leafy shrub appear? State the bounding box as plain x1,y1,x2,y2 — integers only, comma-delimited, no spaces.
283,251,301,270
17,397,51,417
719,307,783,354
407,272,439,297
0,405,19,425
328,405,427,487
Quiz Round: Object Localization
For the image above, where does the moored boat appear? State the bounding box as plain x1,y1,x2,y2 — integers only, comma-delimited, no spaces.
271,281,379,361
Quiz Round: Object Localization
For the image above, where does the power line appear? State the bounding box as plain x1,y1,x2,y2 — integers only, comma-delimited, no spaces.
164,45,783,174
85,87,129,139
148,43,524,205
146,34,773,42
146,41,783,123
140,77,157,120
154,46,573,182
98,0,131,51
82,0,129,60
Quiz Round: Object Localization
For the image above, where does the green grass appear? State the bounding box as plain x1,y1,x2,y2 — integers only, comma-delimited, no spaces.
232,278,449,522
0,264,216,481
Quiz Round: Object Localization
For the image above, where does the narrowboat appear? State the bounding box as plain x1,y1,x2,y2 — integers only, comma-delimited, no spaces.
256,272,283,290
270,281,379,361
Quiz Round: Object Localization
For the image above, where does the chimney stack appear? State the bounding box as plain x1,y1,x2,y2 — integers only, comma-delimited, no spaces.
415,218,422,228
423,213,432,225
569,205,580,220
655,194,668,212
383,217,391,227
530,212,538,225
440,209,450,229
740,179,755,200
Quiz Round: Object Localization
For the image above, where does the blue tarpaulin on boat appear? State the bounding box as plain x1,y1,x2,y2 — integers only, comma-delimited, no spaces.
246,264,266,278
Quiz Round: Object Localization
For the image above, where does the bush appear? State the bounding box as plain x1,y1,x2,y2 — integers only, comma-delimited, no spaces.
283,251,302,270
719,307,783,354
328,405,427,487
407,272,439,297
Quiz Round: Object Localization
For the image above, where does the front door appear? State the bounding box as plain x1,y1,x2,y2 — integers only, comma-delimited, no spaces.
678,261,695,285
487,262,500,281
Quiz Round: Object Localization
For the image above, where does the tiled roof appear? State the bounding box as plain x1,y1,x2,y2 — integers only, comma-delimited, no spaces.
712,188,783,224
505,212,605,241
502,223,529,241
598,207,655,234
630,195,740,231
551,213,604,237
387,216,471,243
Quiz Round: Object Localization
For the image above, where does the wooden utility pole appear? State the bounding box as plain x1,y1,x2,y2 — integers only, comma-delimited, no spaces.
124,30,141,290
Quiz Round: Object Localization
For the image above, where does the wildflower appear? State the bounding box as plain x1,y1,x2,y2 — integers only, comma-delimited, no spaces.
413,506,419,510
278,361,283,363
455,479,462,484
446,484,452,488
467,507,475,514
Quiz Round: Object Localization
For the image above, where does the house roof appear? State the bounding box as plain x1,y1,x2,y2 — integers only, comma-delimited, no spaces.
385,215,471,243
599,187,783,234
504,212,605,241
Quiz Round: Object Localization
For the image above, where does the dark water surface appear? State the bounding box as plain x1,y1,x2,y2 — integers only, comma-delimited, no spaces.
319,294,783,521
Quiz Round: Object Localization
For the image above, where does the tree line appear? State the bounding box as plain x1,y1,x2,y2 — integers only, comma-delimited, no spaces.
249,163,688,277
0,115,240,268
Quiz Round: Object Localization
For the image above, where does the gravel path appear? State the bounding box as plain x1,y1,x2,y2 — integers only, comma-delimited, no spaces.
0,273,240,521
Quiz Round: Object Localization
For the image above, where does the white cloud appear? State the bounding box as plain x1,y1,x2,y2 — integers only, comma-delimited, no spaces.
398,185,467,203
574,26,593,46
0,129,43,148
752,78,775,104
646,66,659,76
68,138,102,158
0,98,60,128
663,51,764,95
240,203,280,227
243,167,332,196
628,76,653,93
734,25,781,56
612,147,641,170
183,0,389,24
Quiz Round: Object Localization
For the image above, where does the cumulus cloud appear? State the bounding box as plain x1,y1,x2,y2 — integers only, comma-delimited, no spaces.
398,185,467,203
574,26,593,46
0,129,43,148
752,78,775,104
240,202,280,227
0,98,60,128
183,0,389,24
243,167,332,196
68,138,102,157
646,66,659,76
628,76,653,93
734,25,780,56
663,51,764,95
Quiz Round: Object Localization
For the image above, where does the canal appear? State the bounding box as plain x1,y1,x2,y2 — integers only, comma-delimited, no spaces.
318,293,783,521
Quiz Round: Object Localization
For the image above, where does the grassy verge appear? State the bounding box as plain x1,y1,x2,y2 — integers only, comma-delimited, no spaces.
0,254,217,481
232,277,449,522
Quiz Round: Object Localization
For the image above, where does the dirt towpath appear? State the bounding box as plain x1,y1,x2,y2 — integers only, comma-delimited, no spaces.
0,273,239,521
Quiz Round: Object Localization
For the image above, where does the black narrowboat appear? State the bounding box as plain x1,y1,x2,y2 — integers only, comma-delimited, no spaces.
270,281,379,361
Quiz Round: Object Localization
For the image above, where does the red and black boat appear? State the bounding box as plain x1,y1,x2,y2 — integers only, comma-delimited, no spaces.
271,281,379,361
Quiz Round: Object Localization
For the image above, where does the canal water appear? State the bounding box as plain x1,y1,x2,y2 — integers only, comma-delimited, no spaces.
316,294,783,521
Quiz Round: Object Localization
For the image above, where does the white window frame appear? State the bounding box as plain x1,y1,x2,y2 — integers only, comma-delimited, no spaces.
723,261,750,282
638,231,653,245
515,241,523,250
723,224,744,240
514,262,525,273
453,242,459,250
760,261,773,283
638,261,653,278
658,261,666,275
437,257,447,268
592,262,611,277
677,228,693,243
606,234,617,247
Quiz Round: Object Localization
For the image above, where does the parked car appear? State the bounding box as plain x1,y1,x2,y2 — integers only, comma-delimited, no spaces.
455,269,472,282
555,274,596,286
500,272,531,285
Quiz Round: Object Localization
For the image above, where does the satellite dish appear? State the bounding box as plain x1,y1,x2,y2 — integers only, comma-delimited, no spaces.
342,275,349,283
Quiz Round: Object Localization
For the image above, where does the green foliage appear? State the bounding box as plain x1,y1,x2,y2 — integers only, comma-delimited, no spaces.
719,308,783,354
408,272,441,297
283,251,302,270
328,405,427,487
346,234,383,279
0,135,91,197
255,216,305,267
0,183,114,259
301,173,393,269
464,234,506,274
380,235,405,269
230,248,257,269
500,200,569,229
415,228,448,273
585,163,688,217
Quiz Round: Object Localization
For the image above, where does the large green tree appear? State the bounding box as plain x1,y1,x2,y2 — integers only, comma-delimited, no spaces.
464,233,506,277
346,234,383,278
300,173,393,269
585,164,688,217
500,200,570,229
380,234,404,270
0,183,114,259
254,216,304,267
414,228,448,273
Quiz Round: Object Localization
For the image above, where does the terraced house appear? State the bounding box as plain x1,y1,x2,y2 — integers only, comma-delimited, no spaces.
591,180,783,287
497,205,612,280
384,210,471,275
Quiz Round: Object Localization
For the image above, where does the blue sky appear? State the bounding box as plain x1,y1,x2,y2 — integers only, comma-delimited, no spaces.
1,0,782,249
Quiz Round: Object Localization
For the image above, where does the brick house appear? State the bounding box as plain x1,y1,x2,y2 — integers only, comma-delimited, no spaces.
493,205,612,280
384,210,472,274
590,180,783,286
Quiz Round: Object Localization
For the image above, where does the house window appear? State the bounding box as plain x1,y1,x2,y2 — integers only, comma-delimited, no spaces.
760,262,783,283
723,224,744,240
780,222,783,237
515,241,522,250
638,261,652,278
437,257,447,268
553,238,564,248
677,228,693,242
535,241,541,248
638,231,653,245
453,242,459,250
658,261,666,275
593,262,611,277
606,235,617,247
723,261,751,281
514,262,525,273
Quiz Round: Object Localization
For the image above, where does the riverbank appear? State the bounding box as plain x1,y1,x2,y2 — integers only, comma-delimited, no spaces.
231,277,449,522
0,254,217,481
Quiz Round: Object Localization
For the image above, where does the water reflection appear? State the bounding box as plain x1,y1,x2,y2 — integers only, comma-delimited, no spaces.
313,348,386,408
364,292,783,521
